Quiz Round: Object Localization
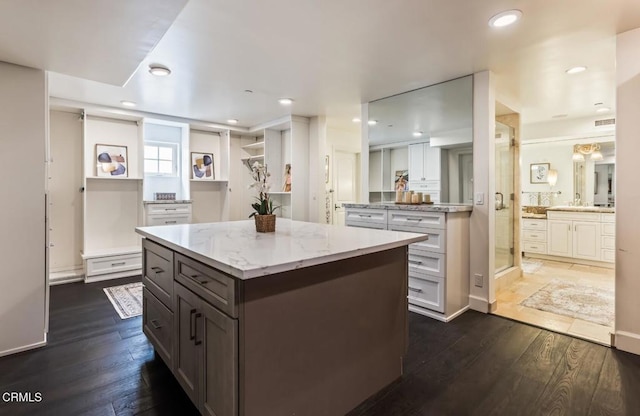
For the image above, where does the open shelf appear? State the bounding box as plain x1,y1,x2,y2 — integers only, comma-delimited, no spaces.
269,191,291,195
241,141,265,150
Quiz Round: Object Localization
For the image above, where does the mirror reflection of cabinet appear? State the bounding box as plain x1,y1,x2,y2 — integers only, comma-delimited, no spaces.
369,146,409,202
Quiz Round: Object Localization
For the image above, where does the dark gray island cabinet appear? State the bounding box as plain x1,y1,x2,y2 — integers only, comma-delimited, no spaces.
137,220,426,416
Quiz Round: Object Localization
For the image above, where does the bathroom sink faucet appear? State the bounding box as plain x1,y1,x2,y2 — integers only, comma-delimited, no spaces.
574,193,581,206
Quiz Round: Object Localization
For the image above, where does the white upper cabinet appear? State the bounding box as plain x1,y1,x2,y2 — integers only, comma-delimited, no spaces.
408,143,442,183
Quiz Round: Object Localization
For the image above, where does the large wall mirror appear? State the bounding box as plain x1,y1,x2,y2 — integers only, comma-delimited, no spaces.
521,136,615,207
367,75,473,204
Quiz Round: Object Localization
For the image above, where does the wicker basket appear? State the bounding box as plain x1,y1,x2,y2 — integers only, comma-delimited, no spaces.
254,214,276,233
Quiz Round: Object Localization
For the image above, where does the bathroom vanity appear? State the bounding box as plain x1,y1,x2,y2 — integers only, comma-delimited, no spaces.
136,219,426,416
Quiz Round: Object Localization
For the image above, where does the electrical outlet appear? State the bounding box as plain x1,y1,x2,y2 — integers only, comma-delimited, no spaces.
474,273,483,287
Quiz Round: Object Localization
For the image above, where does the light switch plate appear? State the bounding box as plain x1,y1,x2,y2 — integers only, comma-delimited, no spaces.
475,192,484,205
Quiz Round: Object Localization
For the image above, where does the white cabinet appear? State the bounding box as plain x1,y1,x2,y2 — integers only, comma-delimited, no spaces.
545,210,614,263
144,202,192,226
345,206,470,322
522,218,547,255
408,143,441,182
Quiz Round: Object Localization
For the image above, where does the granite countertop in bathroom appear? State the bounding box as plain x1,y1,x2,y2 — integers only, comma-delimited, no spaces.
545,206,615,213
343,203,473,213
522,213,547,219
143,200,193,204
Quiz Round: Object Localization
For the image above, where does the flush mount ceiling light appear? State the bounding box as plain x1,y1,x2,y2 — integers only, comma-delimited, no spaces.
573,143,603,161
227,119,238,124
565,66,587,75
413,131,423,137
488,10,522,27
120,100,136,107
352,117,361,123
596,107,611,113
278,98,294,105
368,120,378,126
148,64,171,76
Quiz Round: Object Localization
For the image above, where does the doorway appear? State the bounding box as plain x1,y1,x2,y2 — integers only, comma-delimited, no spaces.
332,149,359,226
495,121,515,273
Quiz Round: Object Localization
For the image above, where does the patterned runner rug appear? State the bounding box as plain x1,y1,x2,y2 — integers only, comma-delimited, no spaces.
103,282,143,319
520,280,614,326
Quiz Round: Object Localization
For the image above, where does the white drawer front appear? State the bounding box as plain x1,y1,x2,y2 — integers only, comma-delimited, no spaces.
601,213,615,223
407,252,445,278
408,275,444,313
523,241,547,254
388,210,445,231
345,208,387,227
87,253,142,277
601,249,615,263
146,215,191,226
145,203,192,216
408,181,440,191
601,235,615,250
522,219,547,231
547,211,601,222
408,228,446,254
601,223,615,236
523,230,546,242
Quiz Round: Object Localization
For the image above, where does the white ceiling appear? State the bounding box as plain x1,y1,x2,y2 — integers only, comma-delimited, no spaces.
3,0,640,128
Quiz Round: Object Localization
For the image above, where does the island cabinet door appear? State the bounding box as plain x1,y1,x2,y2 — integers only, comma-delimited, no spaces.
173,282,202,406
200,300,238,416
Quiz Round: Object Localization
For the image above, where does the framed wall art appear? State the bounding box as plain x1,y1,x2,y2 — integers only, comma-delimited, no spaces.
530,162,550,184
96,144,128,177
191,152,214,180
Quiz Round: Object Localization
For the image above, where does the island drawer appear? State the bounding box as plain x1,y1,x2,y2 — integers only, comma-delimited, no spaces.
175,253,237,318
388,210,445,231
143,239,174,308
523,230,546,242
407,251,445,278
522,219,547,231
143,288,173,367
345,208,387,228
408,275,444,313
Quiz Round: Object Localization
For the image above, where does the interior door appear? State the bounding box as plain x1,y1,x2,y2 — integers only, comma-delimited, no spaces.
495,122,514,273
332,150,358,226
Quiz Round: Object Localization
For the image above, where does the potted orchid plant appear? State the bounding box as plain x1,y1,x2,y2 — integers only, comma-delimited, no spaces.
246,160,279,232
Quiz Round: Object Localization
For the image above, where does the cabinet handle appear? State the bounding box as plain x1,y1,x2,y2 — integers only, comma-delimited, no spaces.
359,214,372,218
406,217,423,222
189,308,197,341
150,319,163,330
164,208,177,211
408,286,423,293
408,259,423,265
150,266,163,273
165,220,177,224
111,261,126,266
531,234,538,238
531,246,538,249
194,313,202,346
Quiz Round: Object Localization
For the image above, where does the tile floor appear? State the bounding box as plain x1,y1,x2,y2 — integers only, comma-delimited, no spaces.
493,258,614,345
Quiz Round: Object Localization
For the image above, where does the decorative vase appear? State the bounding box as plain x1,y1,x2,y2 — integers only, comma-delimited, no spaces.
254,214,276,233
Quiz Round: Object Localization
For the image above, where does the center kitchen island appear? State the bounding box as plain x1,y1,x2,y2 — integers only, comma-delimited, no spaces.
135,219,427,416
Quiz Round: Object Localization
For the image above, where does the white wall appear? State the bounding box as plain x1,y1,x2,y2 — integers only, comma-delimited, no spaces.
49,110,83,275
520,141,574,205
469,71,495,312
0,62,48,356
190,130,227,223
615,27,640,355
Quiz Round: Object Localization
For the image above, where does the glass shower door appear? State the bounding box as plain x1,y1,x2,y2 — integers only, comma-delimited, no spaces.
495,121,514,273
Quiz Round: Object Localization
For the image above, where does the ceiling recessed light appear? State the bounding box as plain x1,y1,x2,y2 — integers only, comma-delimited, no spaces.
413,131,423,137
120,100,136,107
352,117,361,123
227,119,238,124
488,10,522,28
148,64,171,76
368,120,377,126
596,107,611,113
278,98,293,105
565,66,587,74
552,114,568,119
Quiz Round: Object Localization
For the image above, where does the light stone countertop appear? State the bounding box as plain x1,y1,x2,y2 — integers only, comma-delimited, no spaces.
136,219,427,280
545,206,615,213
343,203,473,213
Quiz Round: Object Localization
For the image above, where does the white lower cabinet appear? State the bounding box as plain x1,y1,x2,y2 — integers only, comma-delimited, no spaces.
547,219,572,257
545,210,614,263
346,206,470,322
144,202,193,226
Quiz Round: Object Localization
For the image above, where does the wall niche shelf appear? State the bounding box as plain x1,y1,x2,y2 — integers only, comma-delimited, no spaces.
241,141,265,150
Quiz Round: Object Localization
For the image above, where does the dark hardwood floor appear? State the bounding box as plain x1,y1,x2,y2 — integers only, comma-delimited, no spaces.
1,278,640,416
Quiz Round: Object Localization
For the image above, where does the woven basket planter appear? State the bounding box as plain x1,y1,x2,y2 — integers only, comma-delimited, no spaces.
254,214,276,233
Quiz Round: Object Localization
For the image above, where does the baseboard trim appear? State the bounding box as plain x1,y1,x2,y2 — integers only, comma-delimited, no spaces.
50,268,84,286
614,331,640,355
408,305,469,322
0,338,47,358
469,295,489,313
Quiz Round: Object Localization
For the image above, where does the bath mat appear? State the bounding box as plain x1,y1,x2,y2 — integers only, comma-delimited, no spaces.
103,282,143,319
521,259,543,274
520,280,614,326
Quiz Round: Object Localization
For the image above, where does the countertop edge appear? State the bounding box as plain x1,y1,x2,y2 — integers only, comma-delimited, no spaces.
343,203,473,213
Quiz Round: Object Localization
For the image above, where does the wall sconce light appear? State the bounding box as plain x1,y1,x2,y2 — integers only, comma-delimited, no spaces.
547,169,558,187
573,143,603,161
